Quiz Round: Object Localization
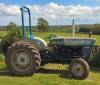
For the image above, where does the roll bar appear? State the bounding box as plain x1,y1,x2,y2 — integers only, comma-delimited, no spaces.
20,6,33,39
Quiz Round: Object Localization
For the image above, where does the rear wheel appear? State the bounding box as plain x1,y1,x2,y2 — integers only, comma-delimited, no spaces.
6,41,41,76
69,58,90,79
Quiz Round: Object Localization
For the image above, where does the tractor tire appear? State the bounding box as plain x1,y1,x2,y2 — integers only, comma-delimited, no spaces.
69,58,90,79
6,41,41,76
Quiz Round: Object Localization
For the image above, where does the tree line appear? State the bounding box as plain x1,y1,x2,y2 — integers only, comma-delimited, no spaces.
0,17,100,35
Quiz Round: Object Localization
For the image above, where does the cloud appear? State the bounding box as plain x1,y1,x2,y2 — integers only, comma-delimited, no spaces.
0,3,20,16
0,2,100,25
28,2,100,20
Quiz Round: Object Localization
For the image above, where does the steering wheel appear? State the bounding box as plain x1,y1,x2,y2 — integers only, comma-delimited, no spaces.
45,34,59,40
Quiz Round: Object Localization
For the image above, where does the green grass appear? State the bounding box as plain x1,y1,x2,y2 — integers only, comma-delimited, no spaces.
32,32,100,45
0,31,100,85
0,63,100,85
0,31,100,45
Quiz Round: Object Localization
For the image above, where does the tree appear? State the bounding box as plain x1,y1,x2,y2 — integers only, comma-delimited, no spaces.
37,17,49,32
6,21,21,35
0,22,21,54
7,22,17,31
79,25,90,33
91,24,100,34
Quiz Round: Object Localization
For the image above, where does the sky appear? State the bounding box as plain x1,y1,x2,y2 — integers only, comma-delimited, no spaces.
0,0,100,26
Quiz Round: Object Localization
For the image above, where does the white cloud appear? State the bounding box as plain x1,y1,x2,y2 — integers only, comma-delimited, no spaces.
29,3,100,20
0,3,20,16
0,2,100,25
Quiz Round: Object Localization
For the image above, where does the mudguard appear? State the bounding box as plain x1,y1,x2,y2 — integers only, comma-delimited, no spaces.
32,37,47,50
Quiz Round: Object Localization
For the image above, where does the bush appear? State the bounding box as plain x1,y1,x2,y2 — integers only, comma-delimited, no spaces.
91,53,100,68
0,28,21,54
79,26,90,33
79,24,100,35
91,24,100,34
0,53,5,61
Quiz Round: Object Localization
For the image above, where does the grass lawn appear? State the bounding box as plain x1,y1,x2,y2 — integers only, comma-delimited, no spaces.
0,32,100,85
0,62,100,85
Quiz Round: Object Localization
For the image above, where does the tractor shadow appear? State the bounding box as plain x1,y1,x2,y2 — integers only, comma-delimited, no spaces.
0,69,10,76
0,68,72,79
0,67,100,79
91,67,100,73
37,67,72,79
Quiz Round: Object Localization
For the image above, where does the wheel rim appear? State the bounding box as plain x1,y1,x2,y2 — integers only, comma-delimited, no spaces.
12,50,32,71
72,63,84,77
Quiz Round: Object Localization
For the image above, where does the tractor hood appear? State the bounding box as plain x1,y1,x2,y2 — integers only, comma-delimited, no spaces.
50,37,96,46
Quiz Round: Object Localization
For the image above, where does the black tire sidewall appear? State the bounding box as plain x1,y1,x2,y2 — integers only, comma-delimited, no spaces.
6,43,40,76
69,58,90,79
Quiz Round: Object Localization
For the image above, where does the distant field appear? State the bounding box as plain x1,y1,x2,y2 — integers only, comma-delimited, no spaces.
0,31,99,45
33,32,100,45
0,31,100,85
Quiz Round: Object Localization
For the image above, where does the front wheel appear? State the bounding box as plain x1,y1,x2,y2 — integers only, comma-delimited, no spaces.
69,58,90,79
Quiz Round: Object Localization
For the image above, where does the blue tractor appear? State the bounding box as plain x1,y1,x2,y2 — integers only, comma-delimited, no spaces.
4,7,100,79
